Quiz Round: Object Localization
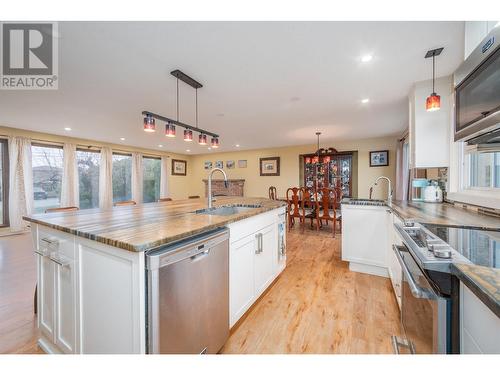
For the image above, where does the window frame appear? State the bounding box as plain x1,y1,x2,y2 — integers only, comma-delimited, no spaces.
76,147,101,210
142,155,161,203
0,139,9,227
111,152,133,203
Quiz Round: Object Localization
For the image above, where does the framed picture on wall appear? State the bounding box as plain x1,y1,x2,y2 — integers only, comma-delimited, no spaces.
259,157,280,176
215,160,223,169
172,159,187,176
204,161,212,170
238,160,247,168
369,150,389,167
226,160,235,169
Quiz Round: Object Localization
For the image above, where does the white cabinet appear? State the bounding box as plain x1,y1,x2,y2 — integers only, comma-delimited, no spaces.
408,75,451,168
341,204,390,277
35,227,78,354
460,283,500,354
228,207,285,327
464,21,498,59
387,213,403,309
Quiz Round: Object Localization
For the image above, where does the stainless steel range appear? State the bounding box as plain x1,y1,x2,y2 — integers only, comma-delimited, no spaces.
392,222,500,354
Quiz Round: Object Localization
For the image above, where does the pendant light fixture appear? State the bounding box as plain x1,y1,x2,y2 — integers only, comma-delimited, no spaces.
425,47,443,112
143,114,156,132
142,69,220,147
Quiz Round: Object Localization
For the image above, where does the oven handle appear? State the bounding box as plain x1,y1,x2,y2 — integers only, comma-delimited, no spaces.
392,244,433,299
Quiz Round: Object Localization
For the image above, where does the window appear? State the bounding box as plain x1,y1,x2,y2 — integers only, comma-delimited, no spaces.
467,151,500,188
112,153,132,203
77,149,100,209
0,139,9,227
143,157,161,203
32,145,64,214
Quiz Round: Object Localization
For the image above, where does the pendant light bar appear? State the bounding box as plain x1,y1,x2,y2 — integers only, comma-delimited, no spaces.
142,111,220,138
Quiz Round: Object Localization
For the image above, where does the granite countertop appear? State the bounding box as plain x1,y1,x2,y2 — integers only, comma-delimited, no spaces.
451,263,500,319
23,197,286,252
391,200,500,231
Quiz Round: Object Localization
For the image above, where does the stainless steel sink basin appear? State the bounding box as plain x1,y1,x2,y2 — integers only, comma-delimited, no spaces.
195,205,261,216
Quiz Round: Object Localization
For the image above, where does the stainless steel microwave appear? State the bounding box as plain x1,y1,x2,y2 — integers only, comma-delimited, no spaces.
454,26,500,144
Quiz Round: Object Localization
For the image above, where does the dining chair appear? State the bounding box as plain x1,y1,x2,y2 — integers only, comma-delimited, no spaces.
268,186,277,200
286,187,302,231
45,206,79,213
37,206,80,314
114,200,137,207
158,197,173,202
188,195,200,199
300,187,320,231
317,188,338,237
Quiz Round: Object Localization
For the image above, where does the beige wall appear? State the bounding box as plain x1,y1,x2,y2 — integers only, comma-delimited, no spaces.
187,136,398,200
0,125,193,200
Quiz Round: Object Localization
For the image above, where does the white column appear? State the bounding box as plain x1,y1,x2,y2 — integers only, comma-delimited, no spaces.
160,155,170,199
99,147,113,209
131,152,143,204
8,136,33,232
61,143,79,207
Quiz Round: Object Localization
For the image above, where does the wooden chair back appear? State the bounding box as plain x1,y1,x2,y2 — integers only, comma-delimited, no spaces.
317,188,336,221
286,187,301,218
45,206,79,213
268,186,277,200
188,195,200,199
158,198,173,202
114,200,137,207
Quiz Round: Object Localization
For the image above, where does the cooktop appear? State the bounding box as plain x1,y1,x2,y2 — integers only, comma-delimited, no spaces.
423,224,500,269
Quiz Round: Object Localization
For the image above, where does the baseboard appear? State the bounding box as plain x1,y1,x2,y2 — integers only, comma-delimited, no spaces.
38,336,62,354
349,262,388,278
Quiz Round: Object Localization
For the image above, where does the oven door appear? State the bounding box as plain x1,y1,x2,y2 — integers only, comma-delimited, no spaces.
392,245,448,354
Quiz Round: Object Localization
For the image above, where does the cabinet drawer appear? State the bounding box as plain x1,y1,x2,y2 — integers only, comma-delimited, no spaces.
228,209,278,243
38,226,76,262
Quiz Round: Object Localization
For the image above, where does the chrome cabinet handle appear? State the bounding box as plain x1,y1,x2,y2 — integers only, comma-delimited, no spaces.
392,245,432,299
49,253,71,267
255,233,263,254
34,249,47,257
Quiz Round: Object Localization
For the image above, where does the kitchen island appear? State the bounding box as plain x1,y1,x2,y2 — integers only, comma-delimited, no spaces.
24,197,287,354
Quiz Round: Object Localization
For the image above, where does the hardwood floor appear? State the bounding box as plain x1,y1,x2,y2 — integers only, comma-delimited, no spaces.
0,232,42,354
221,225,402,354
0,225,401,354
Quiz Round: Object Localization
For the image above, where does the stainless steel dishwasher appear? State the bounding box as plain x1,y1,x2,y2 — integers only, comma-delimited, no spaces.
145,228,229,354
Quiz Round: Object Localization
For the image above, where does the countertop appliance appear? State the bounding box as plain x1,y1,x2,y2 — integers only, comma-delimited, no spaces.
392,222,500,354
454,25,500,144
145,228,229,354
411,178,429,202
423,182,443,203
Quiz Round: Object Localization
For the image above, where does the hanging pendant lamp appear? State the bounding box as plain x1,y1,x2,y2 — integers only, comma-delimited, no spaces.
425,47,443,112
143,114,156,132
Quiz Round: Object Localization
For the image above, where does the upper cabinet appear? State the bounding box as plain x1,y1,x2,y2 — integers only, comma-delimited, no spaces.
464,21,499,59
408,75,452,168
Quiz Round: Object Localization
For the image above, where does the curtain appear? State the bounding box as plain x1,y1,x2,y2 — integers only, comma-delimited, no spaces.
61,143,79,207
160,156,170,199
395,137,409,201
99,147,113,209
131,152,143,204
8,137,33,232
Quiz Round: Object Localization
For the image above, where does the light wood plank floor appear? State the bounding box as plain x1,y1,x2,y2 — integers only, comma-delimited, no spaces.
0,226,401,354
221,225,402,354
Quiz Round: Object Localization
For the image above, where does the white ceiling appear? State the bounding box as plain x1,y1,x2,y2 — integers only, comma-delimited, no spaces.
0,21,464,154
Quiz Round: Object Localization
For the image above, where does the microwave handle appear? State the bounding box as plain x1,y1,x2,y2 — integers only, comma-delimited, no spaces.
392,245,432,299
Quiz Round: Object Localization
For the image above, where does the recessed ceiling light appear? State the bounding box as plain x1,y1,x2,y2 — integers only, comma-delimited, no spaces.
120,137,125,141
361,98,370,104
235,144,240,148
361,55,373,63
186,149,191,152
208,147,212,150
64,127,72,131
158,144,163,148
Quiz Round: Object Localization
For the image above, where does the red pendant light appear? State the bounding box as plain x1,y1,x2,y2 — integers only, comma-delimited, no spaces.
425,47,443,112
165,122,176,137
211,137,219,148
143,114,156,132
183,129,193,142
198,133,208,145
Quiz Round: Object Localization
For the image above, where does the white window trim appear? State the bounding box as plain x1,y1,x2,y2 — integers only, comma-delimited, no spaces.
448,139,500,209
